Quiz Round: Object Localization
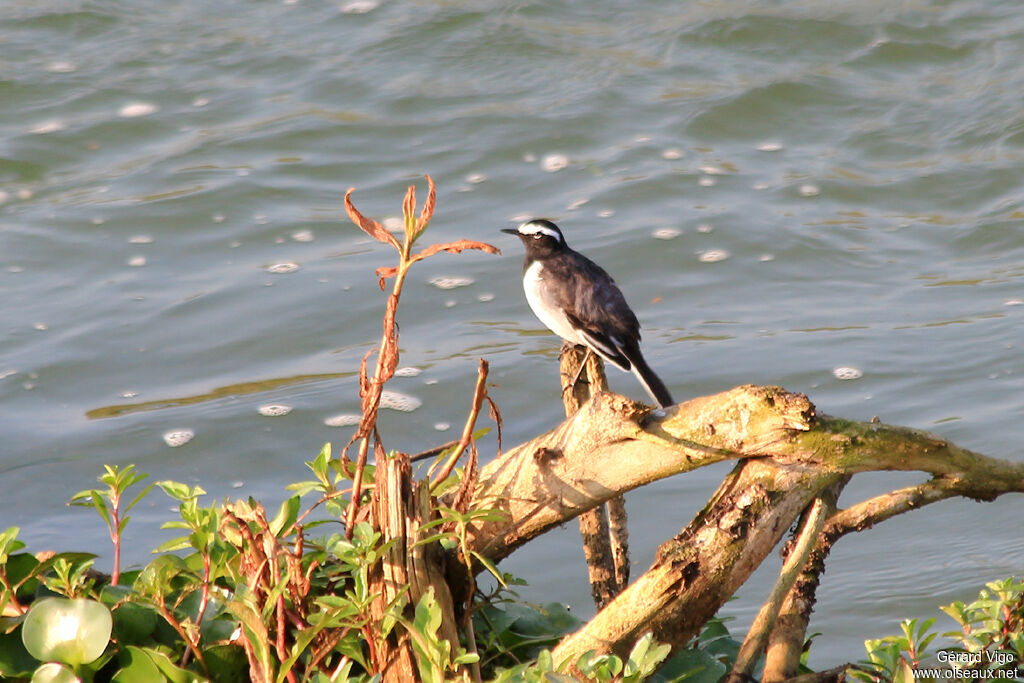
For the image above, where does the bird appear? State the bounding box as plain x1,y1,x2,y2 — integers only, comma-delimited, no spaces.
502,219,674,408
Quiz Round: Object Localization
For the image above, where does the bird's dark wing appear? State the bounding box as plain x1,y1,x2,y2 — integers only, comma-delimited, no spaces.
543,251,642,371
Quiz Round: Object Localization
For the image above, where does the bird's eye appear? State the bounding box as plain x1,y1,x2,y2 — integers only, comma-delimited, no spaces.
532,233,542,239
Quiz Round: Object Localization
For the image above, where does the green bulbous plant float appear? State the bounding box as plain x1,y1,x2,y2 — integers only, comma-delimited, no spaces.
30,661,82,683
21,598,112,673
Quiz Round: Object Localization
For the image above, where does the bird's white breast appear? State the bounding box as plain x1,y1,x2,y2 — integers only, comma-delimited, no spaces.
523,260,586,345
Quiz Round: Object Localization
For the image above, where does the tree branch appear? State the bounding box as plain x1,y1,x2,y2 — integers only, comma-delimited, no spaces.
464,385,815,561
454,384,1024,669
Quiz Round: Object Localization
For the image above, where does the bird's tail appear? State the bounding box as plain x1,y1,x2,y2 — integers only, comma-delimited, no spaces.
623,340,674,408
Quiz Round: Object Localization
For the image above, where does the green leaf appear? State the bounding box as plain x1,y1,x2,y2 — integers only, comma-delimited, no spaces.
623,632,671,681
469,551,506,588
285,480,323,497
3,553,41,594
133,555,191,597
657,647,727,683
325,499,344,518
153,537,192,553
111,645,162,683
156,481,204,502
203,644,249,682
143,646,206,683
123,483,155,516
309,443,332,487
109,602,160,645
269,495,301,537
225,599,273,681
0,527,25,562
274,619,333,683
940,601,968,627
68,489,97,505
0,628,38,678
893,659,915,683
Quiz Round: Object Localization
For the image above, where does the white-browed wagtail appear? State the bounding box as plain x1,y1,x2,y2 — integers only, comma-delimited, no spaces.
502,219,674,408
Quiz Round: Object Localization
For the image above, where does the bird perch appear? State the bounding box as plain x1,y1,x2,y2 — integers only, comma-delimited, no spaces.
449,384,1024,676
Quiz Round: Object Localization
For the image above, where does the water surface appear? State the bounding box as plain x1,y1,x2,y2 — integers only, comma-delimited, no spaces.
2,0,1023,666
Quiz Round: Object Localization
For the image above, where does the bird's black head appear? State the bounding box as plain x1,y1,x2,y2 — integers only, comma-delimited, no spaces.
500,219,567,260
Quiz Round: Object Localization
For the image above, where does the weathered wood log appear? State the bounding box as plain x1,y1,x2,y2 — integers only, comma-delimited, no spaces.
553,452,839,663
456,384,1024,671
762,479,847,682
371,454,460,682
560,343,627,609
465,385,814,561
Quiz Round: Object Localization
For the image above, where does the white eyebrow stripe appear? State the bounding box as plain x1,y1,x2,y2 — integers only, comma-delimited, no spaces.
517,221,560,240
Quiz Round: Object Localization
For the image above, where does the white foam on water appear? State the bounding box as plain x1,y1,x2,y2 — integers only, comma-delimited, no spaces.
163,429,195,447
380,390,422,412
118,102,159,118
430,276,473,290
341,1,378,13
833,367,863,380
699,250,729,263
541,154,568,172
258,404,293,417
324,414,361,427
653,228,681,240
30,120,66,134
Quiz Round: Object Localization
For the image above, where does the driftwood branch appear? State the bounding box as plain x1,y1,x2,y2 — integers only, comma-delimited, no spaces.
453,384,1024,670
728,497,828,682
762,478,848,681
464,385,815,561
559,343,627,609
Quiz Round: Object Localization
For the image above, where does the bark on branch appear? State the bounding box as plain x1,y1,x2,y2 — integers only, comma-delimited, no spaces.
455,384,1024,669
464,385,816,561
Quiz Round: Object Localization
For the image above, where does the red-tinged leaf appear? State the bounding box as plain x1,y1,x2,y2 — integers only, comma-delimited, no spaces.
345,188,400,249
375,266,398,290
358,348,373,399
410,239,501,265
402,185,416,239
414,175,436,238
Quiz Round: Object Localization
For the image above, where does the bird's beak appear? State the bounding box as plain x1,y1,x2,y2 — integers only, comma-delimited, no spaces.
500,228,519,235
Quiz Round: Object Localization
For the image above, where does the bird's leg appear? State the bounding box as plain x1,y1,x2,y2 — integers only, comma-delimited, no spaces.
560,342,592,388
571,347,593,389
559,343,591,404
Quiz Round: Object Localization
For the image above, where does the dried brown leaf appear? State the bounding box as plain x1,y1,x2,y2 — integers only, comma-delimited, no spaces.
375,266,398,290
358,348,373,400
414,175,436,237
345,187,400,250
410,239,501,265
402,184,416,240
486,395,503,457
